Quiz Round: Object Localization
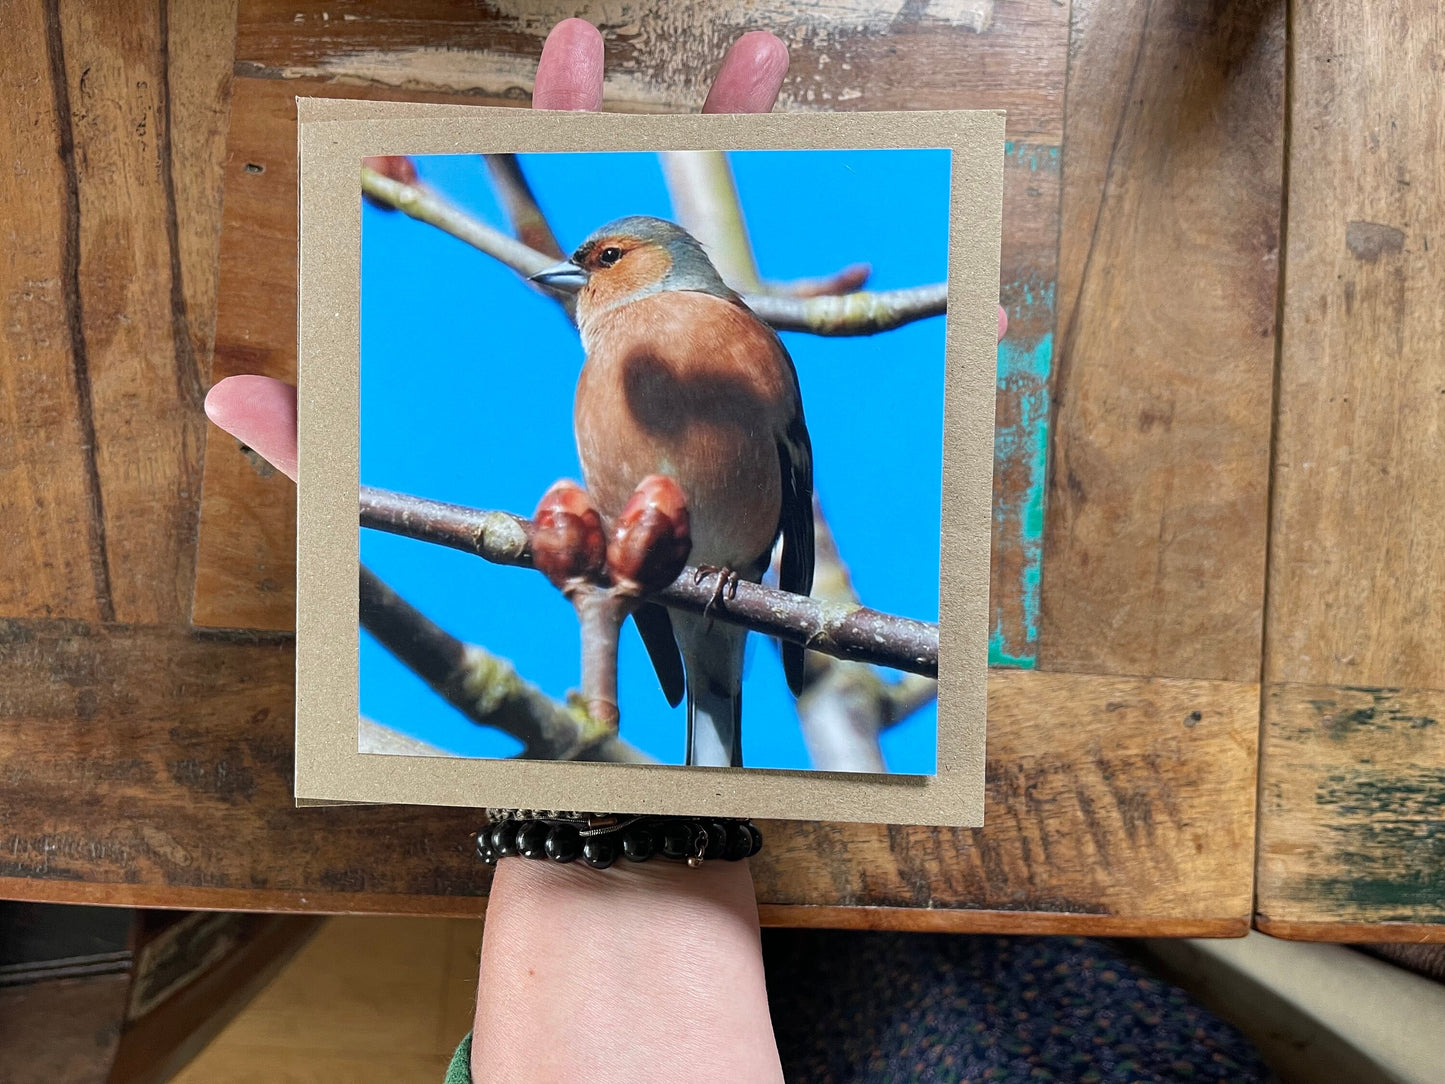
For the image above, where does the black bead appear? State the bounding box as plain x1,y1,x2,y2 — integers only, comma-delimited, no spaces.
581,836,617,870
515,820,548,859
746,822,763,857
725,822,752,861
620,826,654,862
544,824,581,863
661,822,692,860
476,835,497,865
703,822,729,860
489,820,520,858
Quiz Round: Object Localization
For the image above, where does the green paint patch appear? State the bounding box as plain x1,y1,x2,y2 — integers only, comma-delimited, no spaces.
990,332,1053,664
1309,767,1445,919
987,141,1059,669
1303,875,1445,919
989,625,1037,670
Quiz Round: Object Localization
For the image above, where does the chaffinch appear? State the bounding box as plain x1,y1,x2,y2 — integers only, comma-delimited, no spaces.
531,215,814,768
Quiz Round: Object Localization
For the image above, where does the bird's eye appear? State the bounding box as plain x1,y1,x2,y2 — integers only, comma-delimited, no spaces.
597,246,624,268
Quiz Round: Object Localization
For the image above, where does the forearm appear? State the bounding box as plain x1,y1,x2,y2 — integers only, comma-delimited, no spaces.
472,857,782,1084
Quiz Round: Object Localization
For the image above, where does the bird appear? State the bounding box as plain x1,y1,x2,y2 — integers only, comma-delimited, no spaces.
530,215,814,768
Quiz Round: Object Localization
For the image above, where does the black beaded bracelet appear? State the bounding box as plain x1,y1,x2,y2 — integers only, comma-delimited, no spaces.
476,809,762,870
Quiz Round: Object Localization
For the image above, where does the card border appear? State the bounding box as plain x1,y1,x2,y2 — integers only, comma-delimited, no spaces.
296,102,1002,825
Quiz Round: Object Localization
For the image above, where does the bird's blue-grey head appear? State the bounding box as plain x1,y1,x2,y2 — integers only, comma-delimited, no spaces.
528,215,734,318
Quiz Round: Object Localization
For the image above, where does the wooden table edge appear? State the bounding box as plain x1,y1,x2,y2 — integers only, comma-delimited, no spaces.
0,878,1247,937
1254,915,1445,944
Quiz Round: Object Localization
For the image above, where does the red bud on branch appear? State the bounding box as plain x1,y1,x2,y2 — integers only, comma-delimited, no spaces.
607,475,692,598
532,480,606,594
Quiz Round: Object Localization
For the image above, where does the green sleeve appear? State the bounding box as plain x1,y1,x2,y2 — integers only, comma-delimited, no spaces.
445,1032,473,1083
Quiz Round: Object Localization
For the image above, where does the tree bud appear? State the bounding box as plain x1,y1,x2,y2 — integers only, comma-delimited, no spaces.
607,475,691,597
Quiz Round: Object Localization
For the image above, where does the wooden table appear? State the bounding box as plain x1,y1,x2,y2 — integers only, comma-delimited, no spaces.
0,0,1438,942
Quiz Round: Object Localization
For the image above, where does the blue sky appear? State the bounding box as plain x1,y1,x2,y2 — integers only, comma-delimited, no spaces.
359,148,950,773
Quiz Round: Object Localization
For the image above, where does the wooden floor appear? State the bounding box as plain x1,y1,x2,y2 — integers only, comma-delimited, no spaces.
170,917,480,1083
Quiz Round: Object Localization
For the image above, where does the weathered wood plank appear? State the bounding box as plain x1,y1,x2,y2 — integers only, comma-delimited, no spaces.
1256,684,1445,939
0,619,1259,927
0,0,107,622
233,0,1067,138
167,0,239,424
1264,0,1445,690
49,1,222,625
1041,0,1285,682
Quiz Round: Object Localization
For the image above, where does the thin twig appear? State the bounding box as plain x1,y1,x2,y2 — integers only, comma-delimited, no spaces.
360,487,939,678
761,263,871,298
359,565,653,763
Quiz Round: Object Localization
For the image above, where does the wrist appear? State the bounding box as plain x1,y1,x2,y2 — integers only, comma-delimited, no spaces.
475,856,780,1084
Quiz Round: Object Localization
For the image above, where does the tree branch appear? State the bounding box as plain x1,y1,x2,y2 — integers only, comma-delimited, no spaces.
360,486,938,679
360,165,943,337
482,154,565,260
744,283,948,335
359,564,653,763
361,166,576,320
761,263,872,298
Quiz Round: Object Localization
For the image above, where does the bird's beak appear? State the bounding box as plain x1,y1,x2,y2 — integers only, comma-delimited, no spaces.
528,260,588,294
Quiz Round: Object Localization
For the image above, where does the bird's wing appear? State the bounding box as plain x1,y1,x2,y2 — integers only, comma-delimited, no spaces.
631,602,685,707
774,344,815,697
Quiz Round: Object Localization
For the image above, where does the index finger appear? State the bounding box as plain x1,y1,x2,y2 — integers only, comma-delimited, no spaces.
533,19,605,111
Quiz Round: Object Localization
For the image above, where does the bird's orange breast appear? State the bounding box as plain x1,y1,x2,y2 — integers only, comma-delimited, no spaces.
574,290,796,569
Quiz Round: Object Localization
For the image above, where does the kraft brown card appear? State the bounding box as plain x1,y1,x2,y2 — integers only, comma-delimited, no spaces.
294,99,1002,825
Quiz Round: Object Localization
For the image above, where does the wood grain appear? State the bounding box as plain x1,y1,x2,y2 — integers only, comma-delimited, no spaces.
0,0,107,622
233,0,1067,139
1256,684,1445,940
0,619,1259,928
1264,0,1445,689
37,2,222,625
1041,0,1285,682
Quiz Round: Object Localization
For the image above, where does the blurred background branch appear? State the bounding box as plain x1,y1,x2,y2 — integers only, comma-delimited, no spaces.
482,153,566,260
794,499,938,772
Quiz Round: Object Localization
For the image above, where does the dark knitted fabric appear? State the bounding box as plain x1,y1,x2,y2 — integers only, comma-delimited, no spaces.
763,932,1270,1083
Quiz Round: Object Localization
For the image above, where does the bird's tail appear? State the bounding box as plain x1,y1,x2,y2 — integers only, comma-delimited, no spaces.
675,614,747,768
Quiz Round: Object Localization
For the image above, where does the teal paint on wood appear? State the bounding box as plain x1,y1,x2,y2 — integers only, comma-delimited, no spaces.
989,141,1058,669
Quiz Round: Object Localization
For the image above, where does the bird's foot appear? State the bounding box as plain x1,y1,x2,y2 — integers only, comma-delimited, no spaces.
692,565,741,619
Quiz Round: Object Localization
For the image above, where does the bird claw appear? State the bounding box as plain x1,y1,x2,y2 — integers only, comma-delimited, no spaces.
692,565,741,619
